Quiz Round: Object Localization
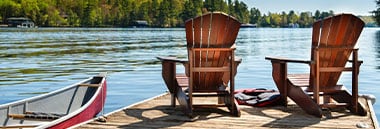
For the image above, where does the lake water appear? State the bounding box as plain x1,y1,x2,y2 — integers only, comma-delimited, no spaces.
0,27,379,122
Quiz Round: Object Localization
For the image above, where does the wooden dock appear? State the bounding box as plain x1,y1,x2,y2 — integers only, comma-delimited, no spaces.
73,92,378,129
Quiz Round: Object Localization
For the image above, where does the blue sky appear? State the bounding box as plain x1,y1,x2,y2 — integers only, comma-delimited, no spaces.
239,0,376,16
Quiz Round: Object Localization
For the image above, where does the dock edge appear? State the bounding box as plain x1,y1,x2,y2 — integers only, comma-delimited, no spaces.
68,92,170,129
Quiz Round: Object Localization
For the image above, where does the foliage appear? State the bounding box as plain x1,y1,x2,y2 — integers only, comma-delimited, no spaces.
249,8,261,25
0,0,21,23
0,0,338,27
373,0,380,25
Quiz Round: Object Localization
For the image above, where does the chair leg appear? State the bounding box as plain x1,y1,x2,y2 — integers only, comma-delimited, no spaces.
270,62,288,106
160,60,178,107
171,94,176,107
330,90,367,116
231,99,241,117
224,94,241,117
176,87,193,117
218,92,225,104
287,84,322,117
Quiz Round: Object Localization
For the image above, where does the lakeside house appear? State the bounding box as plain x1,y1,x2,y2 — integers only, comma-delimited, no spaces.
6,17,36,28
240,23,257,28
288,23,300,28
132,20,148,28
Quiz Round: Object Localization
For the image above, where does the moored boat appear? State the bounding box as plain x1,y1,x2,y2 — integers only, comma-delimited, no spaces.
0,73,107,128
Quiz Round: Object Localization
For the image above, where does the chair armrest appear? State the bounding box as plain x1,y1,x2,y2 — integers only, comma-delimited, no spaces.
265,56,310,64
235,56,242,63
156,56,188,64
157,56,242,64
348,60,363,64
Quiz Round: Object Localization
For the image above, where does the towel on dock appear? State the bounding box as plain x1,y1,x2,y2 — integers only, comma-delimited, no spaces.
234,88,282,107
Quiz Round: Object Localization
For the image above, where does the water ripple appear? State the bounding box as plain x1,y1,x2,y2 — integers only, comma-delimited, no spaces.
0,28,379,121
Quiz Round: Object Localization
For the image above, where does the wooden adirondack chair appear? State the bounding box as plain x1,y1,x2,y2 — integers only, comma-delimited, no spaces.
265,14,367,117
157,12,241,117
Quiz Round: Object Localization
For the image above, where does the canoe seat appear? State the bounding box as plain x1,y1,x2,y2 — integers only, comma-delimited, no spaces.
8,112,66,120
78,83,101,87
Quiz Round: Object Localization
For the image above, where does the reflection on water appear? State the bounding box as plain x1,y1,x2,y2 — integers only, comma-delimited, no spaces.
0,28,379,122
0,28,186,86
375,30,380,70
0,28,187,112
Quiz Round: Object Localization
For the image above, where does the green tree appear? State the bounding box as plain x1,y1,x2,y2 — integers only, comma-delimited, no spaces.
113,0,123,26
48,9,65,26
233,1,249,23
373,0,380,25
158,0,170,27
227,0,234,14
280,11,288,27
0,0,21,23
329,10,334,16
298,12,313,27
168,0,184,27
287,10,298,24
182,0,203,22
249,8,261,25
314,10,321,20
137,1,150,22
119,0,135,27
82,1,95,26
193,0,204,15
182,0,196,22
149,0,160,27
36,1,48,26
260,14,270,27
21,0,40,23
99,0,113,26
204,0,227,12
67,10,80,26
269,13,281,27
320,11,333,19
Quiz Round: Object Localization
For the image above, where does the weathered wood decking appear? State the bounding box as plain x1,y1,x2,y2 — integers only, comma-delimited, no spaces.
74,92,378,129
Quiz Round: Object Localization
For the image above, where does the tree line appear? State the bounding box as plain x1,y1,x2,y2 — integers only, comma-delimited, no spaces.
0,0,336,27
373,0,380,25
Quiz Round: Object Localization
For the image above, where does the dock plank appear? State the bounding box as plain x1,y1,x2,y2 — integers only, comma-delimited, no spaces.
75,93,376,129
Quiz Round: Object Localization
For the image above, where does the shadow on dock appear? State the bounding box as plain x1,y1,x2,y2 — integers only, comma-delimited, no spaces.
75,93,376,129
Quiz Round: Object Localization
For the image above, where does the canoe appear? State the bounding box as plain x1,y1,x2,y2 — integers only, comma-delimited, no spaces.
0,73,107,128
